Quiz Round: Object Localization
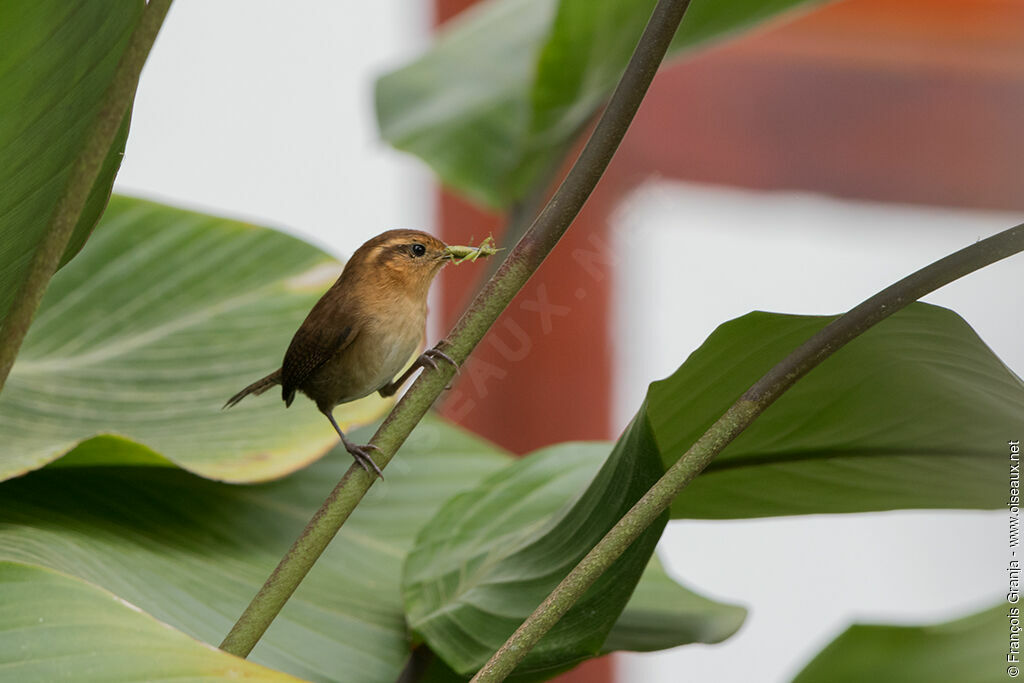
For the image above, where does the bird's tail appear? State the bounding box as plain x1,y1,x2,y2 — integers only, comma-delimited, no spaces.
223,369,282,409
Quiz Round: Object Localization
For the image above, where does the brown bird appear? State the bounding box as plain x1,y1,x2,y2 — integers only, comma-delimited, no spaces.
224,229,462,477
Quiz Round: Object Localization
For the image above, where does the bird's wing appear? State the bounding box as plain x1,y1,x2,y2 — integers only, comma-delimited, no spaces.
280,303,357,407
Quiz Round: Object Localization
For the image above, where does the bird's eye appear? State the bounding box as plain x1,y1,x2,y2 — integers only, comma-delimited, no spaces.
411,243,427,257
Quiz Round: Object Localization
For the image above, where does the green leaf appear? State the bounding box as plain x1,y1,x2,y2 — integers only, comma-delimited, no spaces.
791,604,1007,683
0,412,734,681
376,0,557,208
405,553,744,683
0,560,303,682
409,652,471,683
603,554,745,653
0,418,511,683
403,432,738,676
376,0,827,208
0,195,390,483
0,1,142,327
648,303,1024,518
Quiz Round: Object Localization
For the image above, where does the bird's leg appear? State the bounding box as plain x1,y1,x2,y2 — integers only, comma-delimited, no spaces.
377,364,417,398
322,408,383,478
378,342,460,398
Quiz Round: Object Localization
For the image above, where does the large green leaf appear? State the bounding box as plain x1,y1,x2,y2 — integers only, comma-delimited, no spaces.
0,560,303,682
0,418,721,682
403,433,741,676
649,303,1024,518
407,553,746,683
0,419,510,683
376,0,827,207
791,604,1006,683
0,1,142,327
602,554,745,653
376,0,557,208
0,195,390,483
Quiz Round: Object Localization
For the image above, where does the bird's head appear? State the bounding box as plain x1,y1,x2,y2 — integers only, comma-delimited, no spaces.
345,229,452,301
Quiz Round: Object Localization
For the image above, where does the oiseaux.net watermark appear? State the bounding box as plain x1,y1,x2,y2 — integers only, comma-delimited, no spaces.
1008,440,1021,678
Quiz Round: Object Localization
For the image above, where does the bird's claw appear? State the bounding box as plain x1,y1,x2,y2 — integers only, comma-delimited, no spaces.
424,346,459,373
422,346,458,391
345,442,383,478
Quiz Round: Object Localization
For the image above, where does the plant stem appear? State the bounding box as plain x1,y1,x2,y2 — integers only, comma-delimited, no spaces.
470,222,1024,682
219,0,694,658
474,136,574,293
0,0,173,392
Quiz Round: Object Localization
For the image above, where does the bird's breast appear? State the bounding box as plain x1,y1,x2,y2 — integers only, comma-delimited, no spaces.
362,312,425,389
305,298,426,406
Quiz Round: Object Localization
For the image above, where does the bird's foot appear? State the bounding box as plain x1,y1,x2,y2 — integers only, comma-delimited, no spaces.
421,345,458,390
344,441,384,479
421,344,458,372
419,344,460,376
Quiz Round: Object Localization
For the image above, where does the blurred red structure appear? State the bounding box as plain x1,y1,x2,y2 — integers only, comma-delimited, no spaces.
432,1,1024,681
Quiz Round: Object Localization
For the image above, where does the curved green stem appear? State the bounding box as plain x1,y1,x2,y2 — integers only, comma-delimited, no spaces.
470,222,1024,682
219,0,694,658
0,0,173,391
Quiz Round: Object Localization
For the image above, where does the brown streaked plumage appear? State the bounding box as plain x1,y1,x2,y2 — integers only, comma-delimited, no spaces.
224,229,456,477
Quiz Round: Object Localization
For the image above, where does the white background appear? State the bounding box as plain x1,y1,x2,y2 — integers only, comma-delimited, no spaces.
115,3,1023,682
116,1,431,261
